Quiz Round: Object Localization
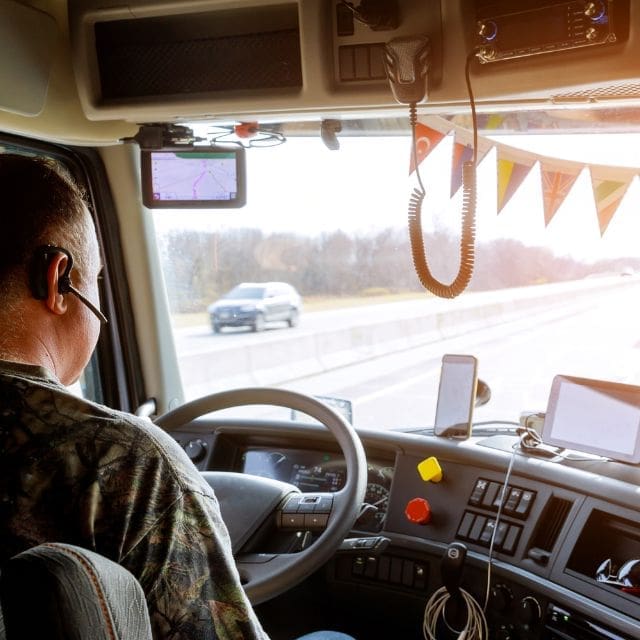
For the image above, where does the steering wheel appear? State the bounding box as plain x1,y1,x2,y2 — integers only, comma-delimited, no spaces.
155,387,368,605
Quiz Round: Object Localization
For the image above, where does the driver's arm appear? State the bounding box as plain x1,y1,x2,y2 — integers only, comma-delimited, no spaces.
87,416,270,640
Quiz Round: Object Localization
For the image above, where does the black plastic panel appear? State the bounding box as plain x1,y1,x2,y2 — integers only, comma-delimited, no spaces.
95,7,302,99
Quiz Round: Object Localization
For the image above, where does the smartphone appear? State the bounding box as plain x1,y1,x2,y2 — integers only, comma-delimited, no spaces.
434,354,478,438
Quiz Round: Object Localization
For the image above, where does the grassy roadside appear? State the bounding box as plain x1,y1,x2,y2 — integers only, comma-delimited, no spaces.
171,291,426,328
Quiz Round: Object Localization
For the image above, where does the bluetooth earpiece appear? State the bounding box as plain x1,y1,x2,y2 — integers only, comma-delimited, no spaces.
29,245,73,299
29,245,107,324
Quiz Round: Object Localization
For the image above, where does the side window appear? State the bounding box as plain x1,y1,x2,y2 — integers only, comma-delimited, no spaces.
67,352,104,404
78,352,105,404
0,144,107,405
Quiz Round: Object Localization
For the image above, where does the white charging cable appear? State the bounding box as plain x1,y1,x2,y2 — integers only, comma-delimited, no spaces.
423,585,488,640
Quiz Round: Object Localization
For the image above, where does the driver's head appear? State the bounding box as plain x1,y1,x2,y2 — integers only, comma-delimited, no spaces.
0,154,103,385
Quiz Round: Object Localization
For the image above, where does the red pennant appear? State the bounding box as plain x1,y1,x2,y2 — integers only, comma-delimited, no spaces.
409,123,446,174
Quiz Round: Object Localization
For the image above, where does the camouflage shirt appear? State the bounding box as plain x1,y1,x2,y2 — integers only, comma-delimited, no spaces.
0,360,269,640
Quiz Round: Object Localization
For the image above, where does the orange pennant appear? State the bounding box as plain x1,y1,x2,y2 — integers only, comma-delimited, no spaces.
409,123,446,174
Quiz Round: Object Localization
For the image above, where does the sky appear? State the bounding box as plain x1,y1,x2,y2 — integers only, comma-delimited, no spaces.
151,131,640,264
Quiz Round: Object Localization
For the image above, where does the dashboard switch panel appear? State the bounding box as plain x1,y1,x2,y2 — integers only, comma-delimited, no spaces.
456,510,522,555
470,478,536,519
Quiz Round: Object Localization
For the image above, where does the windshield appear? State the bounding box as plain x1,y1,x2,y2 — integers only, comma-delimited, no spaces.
223,286,266,300
152,114,640,431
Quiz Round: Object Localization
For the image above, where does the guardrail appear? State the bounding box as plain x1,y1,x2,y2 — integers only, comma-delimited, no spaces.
178,276,640,397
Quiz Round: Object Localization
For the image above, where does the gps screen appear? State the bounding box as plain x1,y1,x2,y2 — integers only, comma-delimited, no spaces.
141,147,246,208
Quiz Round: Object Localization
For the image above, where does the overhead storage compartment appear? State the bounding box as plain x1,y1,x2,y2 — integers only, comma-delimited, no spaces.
68,0,639,125
67,0,444,123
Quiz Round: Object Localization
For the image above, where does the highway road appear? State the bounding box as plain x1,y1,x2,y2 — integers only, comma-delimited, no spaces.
172,280,640,431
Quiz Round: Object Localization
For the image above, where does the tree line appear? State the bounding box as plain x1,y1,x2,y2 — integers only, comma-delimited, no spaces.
157,227,639,313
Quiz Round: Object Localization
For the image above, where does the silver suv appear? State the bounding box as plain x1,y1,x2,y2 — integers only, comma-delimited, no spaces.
207,282,302,333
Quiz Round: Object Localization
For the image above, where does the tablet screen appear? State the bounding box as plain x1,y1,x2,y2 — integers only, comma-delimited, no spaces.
542,375,640,463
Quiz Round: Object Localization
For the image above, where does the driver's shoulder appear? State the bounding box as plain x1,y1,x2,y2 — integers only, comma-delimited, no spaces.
110,412,216,499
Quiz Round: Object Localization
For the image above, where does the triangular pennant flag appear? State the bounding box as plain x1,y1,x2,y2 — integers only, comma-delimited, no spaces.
450,132,493,196
477,114,505,130
496,147,536,213
451,139,473,196
540,163,582,226
589,167,635,235
409,122,446,174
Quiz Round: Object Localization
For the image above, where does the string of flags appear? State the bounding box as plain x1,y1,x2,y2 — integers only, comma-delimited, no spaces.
413,116,638,236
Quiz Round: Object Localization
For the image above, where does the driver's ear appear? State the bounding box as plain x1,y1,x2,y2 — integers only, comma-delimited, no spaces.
44,252,69,316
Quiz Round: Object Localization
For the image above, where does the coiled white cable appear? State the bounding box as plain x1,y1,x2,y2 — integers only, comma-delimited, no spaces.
423,586,488,640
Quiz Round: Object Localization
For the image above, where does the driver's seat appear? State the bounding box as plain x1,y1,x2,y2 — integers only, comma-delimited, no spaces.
0,543,153,639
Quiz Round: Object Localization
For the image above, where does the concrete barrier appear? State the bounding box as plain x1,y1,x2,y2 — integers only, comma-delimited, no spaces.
179,276,640,397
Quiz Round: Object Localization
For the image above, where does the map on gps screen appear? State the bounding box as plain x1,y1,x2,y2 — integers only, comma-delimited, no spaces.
150,151,238,202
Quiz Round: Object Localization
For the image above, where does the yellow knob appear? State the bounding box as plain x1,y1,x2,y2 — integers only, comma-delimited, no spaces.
417,457,442,483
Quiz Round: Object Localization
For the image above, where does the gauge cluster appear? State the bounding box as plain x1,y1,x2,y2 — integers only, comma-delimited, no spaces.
239,447,394,532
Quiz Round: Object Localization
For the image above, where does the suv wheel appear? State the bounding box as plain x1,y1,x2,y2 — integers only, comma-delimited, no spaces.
212,323,221,333
287,309,299,328
252,313,265,332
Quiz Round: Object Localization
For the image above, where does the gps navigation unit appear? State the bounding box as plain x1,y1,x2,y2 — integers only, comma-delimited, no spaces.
141,146,246,208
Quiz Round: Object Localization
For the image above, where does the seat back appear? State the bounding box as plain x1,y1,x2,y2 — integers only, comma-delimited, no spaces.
0,543,152,640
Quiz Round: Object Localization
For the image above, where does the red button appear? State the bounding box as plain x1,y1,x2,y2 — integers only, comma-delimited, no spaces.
405,497,432,524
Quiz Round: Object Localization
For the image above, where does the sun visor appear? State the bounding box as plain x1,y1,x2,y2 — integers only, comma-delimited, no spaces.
0,1,58,117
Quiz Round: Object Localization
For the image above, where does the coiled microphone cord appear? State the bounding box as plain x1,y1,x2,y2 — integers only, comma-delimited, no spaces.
407,51,479,299
408,155,476,298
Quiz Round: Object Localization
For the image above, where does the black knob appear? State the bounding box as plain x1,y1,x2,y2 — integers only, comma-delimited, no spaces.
518,596,542,626
495,624,517,640
184,438,207,463
489,584,513,612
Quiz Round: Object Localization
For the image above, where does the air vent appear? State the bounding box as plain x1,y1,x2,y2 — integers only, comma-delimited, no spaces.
552,83,640,102
527,496,572,566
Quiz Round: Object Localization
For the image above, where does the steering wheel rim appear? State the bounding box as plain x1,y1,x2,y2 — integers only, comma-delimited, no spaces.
155,387,368,605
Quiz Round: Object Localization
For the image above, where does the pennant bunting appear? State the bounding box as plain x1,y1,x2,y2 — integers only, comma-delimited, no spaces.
540,162,583,226
496,146,537,213
450,131,493,196
409,121,447,174
589,167,636,236
415,115,640,237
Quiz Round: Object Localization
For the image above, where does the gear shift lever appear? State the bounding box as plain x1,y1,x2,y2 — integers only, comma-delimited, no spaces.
441,542,468,632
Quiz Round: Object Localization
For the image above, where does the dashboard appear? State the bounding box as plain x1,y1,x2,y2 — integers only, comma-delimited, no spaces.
172,420,640,640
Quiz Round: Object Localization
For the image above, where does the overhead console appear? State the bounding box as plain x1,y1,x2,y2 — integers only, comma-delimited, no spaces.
68,0,638,124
